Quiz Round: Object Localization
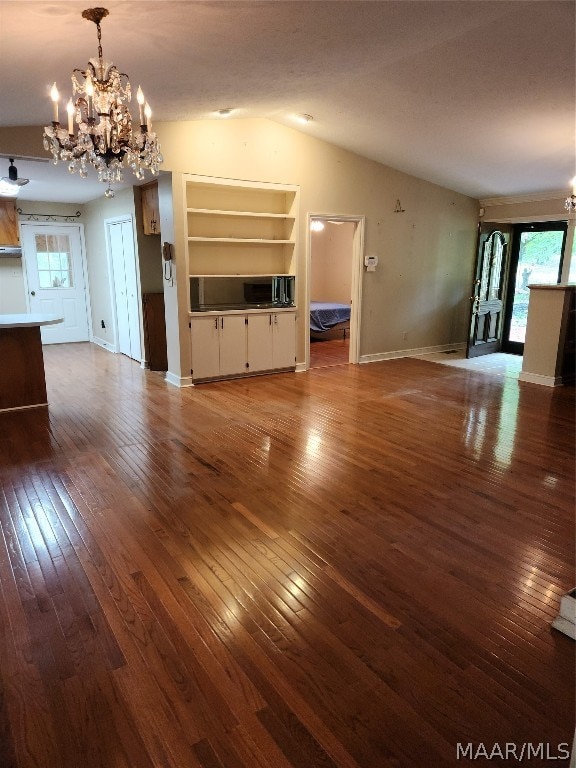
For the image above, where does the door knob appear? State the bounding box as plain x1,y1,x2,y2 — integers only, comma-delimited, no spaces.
30,291,36,296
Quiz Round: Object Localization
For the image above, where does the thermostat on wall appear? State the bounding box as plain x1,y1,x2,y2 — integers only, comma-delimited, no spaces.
364,254,378,272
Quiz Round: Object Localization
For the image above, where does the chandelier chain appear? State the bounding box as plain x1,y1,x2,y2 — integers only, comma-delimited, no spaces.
96,21,103,62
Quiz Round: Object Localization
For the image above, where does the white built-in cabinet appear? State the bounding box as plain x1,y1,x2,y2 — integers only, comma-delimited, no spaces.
185,175,299,383
247,312,297,371
191,311,297,382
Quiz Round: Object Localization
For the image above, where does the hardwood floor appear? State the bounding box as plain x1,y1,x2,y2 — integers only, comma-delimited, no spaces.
310,337,349,368
0,342,574,768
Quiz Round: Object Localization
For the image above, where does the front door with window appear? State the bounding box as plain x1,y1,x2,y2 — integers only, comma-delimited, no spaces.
501,222,567,354
20,223,90,344
467,224,511,358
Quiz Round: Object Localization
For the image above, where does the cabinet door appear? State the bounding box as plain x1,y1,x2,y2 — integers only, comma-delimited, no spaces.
219,315,247,377
191,316,220,380
141,183,160,235
247,314,274,373
272,312,296,369
0,199,20,245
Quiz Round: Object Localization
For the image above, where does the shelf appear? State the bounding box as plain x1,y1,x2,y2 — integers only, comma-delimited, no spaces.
190,307,297,317
188,237,294,244
189,273,294,278
185,175,299,320
188,208,294,220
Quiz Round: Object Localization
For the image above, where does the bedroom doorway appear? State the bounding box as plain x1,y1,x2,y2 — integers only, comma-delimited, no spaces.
307,215,364,370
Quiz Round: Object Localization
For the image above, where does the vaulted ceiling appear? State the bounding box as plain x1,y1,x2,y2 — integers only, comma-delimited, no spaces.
0,0,574,203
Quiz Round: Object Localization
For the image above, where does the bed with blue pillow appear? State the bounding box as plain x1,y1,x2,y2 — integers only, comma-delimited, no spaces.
310,301,351,338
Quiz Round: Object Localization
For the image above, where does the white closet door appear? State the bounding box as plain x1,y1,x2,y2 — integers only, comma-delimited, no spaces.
108,219,141,361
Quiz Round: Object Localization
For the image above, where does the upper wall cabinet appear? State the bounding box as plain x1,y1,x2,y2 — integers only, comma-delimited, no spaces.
141,182,160,235
0,199,20,246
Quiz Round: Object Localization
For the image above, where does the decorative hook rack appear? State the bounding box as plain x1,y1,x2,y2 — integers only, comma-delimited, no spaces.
17,209,82,222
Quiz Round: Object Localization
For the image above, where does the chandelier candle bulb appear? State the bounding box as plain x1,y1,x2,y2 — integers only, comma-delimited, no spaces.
137,86,145,127
50,83,59,122
144,102,152,131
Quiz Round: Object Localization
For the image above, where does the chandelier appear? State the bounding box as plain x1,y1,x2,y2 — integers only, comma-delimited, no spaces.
43,7,162,197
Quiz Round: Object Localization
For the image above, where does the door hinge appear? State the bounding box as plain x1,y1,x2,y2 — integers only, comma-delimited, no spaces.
188,322,191,328
245,362,249,369
191,368,193,375
245,317,248,325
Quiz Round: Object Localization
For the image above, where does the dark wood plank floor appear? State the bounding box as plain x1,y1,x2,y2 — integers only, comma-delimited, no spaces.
310,337,349,369
0,343,574,768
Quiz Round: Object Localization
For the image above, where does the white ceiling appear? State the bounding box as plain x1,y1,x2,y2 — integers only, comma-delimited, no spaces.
0,0,574,204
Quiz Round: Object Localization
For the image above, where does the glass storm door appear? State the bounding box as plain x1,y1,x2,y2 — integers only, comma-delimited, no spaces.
21,223,90,344
501,222,567,354
467,225,511,358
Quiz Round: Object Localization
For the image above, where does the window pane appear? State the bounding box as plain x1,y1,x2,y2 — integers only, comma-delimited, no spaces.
33,232,74,290
36,253,50,271
35,234,48,252
38,271,52,288
46,235,59,253
48,252,61,269
509,230,564,343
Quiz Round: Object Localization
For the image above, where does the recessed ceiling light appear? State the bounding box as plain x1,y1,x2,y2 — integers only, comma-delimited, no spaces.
216,108,234,118
295,114,314,125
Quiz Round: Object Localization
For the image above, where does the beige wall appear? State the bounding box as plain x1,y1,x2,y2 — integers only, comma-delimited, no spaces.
0,118,480,379
481,195,568,222
156,118,478,377
0,201,85,314
82,188,137,348
311,222,354,304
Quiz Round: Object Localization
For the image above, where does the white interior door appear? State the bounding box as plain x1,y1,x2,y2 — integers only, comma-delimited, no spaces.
21,223,90,344
107,218,141,361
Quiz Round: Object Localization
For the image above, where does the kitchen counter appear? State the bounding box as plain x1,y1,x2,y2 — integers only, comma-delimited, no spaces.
0,314,63,412
0,313,63,328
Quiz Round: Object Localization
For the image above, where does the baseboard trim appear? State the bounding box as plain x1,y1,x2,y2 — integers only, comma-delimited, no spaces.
165,371,194,388
359,342,466,365
518,371,563,387
92,336,117,353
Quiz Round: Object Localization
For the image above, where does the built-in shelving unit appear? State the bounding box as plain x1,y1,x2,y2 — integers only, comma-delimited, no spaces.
184,174,299,382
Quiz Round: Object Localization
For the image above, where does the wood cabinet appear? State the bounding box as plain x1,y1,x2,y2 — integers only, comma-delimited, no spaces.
190,310,296,382
185,174,299,383
142,292,168,371
140,182,160,235
0,199,20,246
